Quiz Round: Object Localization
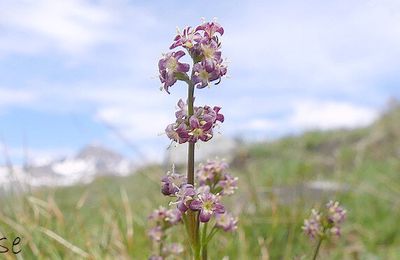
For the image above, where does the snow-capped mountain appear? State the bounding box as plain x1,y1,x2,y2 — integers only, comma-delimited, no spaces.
0,144,135,190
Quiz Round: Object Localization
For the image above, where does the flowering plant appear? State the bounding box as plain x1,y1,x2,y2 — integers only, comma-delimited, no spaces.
302,201,347,260
148,20,237,260
148,19,348,260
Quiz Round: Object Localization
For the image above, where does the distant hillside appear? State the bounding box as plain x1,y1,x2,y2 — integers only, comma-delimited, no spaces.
241,101,400,169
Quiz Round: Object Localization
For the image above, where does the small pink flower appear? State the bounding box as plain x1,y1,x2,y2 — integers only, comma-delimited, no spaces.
148,206,168,223
165,122,189,144
192,59,227,89
215,212,238,232
174,184,196,213
165,208,182,225
190,191,225,222
188,115,213,143
175,99,188,120
158,51,190,93
326,200,346,224
148,206,182,226
170,27,201,49
196,159,229,186
196,21,224,39
219,174,238,195
162,243,184,256
302,209,323,240
330,226,341,237
161,170,186,196
148,226,163,242
326,201,346,237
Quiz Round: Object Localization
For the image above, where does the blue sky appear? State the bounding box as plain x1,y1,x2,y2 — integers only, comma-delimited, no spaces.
0,0,399,164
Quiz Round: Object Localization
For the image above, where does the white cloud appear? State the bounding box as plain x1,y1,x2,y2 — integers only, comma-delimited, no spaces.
0,88,38,107
243,119,279,131
95,106,170,141
235,99,379,139
0,0,159,57
289,100,378,130
0,0,117,54
65,85,172,141
224,0,400,94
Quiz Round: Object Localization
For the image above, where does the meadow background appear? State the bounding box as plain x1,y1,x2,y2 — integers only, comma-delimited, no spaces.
1,105,400,259
1,0,400,259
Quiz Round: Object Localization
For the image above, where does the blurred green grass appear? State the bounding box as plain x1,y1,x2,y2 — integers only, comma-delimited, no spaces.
0,105,399,259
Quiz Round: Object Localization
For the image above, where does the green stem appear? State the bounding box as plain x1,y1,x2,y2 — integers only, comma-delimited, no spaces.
201,222,208,260
159,239,164,257
182,214,190,246
186,81,199,259
194,246,201,260
158,233,167,258
187,82,195,185
205,226,218,245
312,234,325,260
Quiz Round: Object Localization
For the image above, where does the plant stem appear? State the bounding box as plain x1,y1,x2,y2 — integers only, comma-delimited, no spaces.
312,236,324,260
187,82,195,185
205,226,218,245
158,239,164,257
186,81,199,259
201,222,208,260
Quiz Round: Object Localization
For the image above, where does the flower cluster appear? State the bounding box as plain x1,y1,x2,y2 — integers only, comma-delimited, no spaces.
165,99,224,144
196,160,238,195
152,19,233,259
148,206,182,241
162,161,238,227
148,243,183,260
326,200,347,236
147,207,183,259
158,21,227,93
162,165,238,228
148,160,238,258
302,201,347,240
302,209,323,239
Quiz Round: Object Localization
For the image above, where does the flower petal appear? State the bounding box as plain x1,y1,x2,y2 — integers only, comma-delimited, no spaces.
199,210,212,222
